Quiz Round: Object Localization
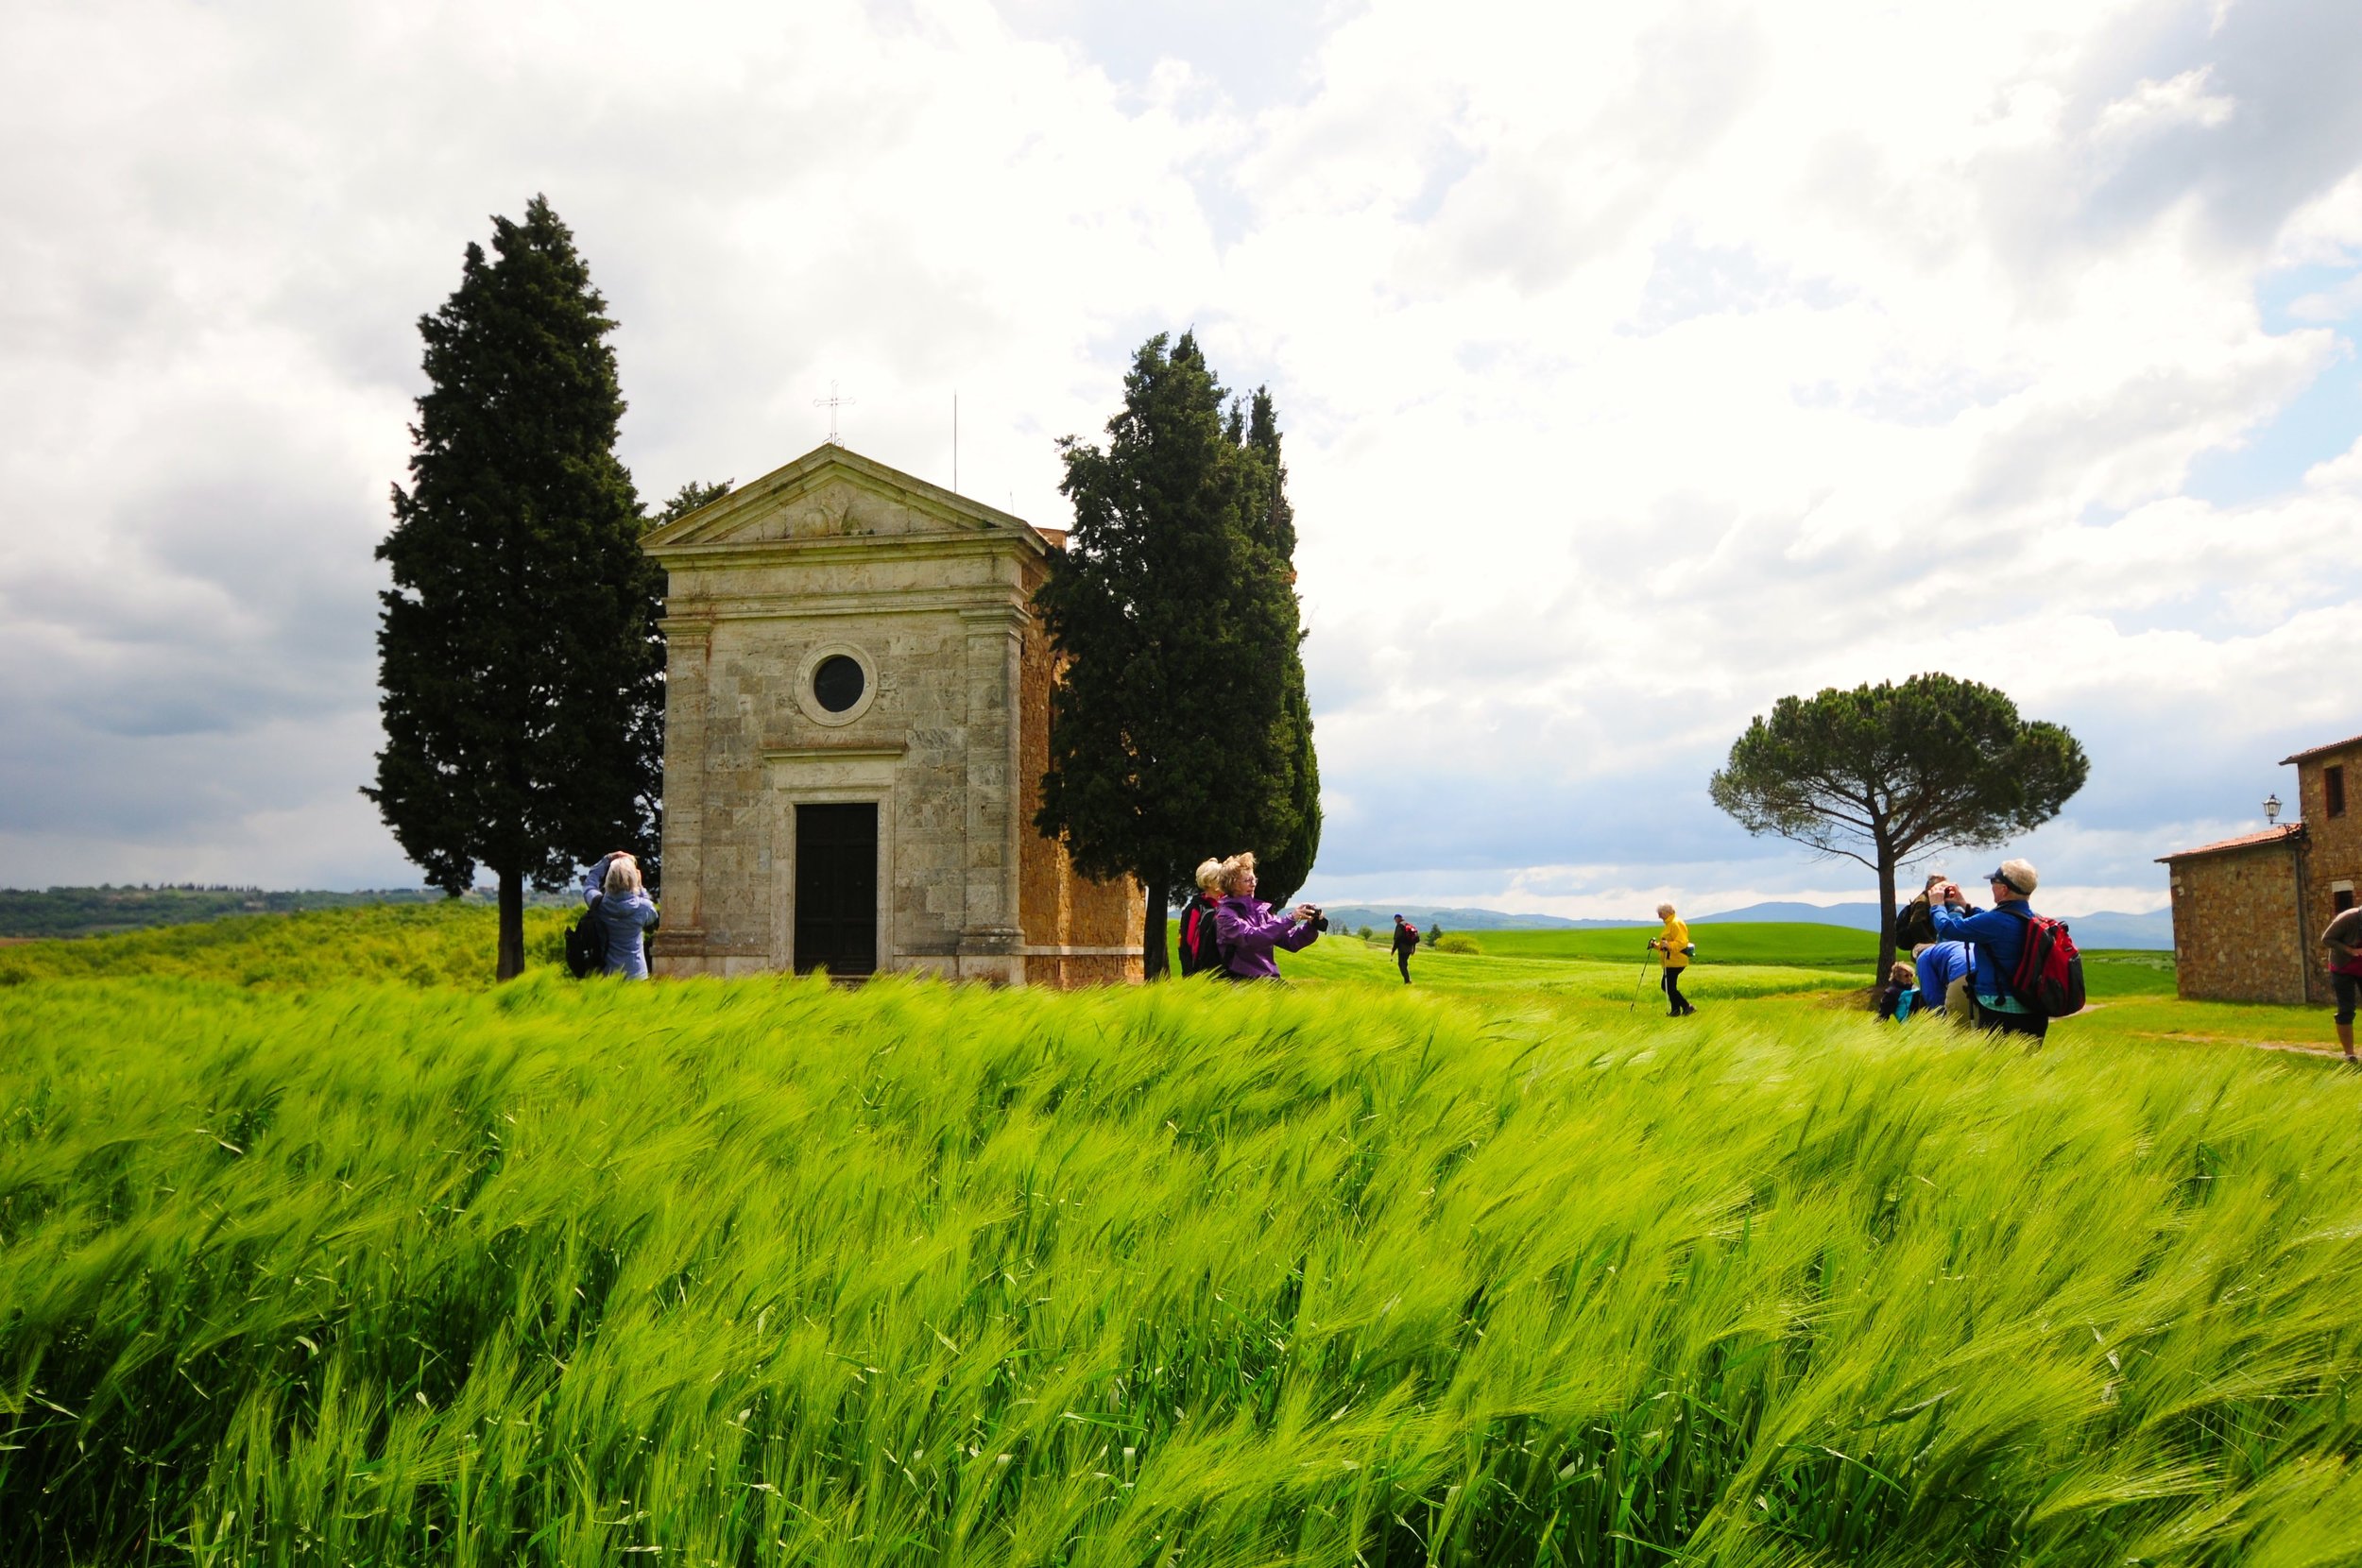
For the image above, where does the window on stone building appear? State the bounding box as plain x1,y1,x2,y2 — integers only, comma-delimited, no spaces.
813,655,865,714
2327,763,2346,819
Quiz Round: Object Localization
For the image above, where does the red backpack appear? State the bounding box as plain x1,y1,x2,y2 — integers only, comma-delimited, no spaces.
2005,908,2086,1017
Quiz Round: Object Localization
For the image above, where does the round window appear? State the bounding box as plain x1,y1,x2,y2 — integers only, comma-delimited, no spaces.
813,654,866,714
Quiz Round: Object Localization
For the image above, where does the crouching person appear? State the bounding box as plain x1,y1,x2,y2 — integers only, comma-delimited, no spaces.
584,850,660,980
1212,852,1321,981
1874,962,1919,1022
1913,939,1974,1027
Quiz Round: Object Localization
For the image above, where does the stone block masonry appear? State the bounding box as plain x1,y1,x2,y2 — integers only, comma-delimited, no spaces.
640,445,1142,986
2160,732,2362,1005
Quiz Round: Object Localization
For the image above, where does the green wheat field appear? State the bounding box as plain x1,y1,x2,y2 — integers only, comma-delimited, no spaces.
4,906,2358,1565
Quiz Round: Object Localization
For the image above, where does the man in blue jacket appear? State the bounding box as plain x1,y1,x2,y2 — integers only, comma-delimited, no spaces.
1931,858,2047,1043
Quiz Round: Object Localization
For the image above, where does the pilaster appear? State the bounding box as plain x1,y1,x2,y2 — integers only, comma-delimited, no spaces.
959,605,1027,979
650,616,713,971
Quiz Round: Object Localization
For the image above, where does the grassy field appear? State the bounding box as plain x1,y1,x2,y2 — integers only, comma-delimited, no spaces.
5,908,2359,1565
0,903,573,990
1467,923,1876,968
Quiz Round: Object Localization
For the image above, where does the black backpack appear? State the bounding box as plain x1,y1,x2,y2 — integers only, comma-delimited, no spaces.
565,898,608,979
1176,899,1224,977
1894,893,1939,950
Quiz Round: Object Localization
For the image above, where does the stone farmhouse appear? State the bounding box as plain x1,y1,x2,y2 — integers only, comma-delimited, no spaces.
2157,731,2361,1004
638,444,1144,986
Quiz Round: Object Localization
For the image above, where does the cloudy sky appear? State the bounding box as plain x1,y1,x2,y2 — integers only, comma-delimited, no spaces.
4,0,2359,918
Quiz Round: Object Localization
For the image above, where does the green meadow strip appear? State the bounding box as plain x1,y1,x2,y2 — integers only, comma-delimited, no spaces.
5,964,2362,1565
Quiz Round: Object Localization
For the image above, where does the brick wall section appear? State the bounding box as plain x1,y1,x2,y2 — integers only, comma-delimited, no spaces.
2165,838,2307,1003
2293,741,2362,1004
1017,557,1147,985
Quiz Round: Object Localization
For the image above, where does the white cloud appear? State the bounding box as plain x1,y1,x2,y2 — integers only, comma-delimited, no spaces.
0,0,2357,912
2094,67,2236,139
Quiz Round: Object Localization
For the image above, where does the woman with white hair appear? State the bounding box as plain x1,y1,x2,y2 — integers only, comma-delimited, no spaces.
582,850,661,980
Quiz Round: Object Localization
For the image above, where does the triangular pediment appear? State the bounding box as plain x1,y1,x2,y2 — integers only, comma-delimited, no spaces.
642,444,1047,557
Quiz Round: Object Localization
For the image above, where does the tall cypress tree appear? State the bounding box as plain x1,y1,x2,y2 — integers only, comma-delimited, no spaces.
366,196,662,980
1035,333,1319,975
1242,386,1320,907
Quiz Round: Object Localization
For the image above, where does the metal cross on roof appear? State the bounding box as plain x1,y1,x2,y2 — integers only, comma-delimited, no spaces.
813,381,855,444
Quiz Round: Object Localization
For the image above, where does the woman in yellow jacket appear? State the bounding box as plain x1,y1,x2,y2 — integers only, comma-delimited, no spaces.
1649,902,1697,1015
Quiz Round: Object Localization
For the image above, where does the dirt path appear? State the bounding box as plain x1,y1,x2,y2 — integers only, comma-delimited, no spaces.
2131,1031,2351,1061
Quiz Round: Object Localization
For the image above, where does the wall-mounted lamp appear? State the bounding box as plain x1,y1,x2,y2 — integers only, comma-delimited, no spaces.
2265,793,2282,827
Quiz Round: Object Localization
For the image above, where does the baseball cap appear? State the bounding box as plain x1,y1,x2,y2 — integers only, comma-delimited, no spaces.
1982,859,2039,895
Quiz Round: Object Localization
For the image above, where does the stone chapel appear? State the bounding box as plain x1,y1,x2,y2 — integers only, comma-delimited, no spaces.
639,443,1145,985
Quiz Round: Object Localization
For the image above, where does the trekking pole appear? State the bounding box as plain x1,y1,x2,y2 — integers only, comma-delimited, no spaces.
1628,951,1652,1010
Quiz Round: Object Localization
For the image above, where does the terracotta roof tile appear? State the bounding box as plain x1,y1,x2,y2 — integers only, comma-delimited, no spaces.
2156,824,2305,863
2282,732,2362,765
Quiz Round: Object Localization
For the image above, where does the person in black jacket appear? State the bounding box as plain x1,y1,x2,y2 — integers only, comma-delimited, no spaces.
1391,913,1419,983
1176,858,1227,977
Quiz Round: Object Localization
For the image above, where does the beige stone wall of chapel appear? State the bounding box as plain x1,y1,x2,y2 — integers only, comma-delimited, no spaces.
643,446,1140,988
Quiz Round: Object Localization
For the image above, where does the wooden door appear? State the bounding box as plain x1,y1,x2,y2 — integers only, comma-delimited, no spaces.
794,803,878,976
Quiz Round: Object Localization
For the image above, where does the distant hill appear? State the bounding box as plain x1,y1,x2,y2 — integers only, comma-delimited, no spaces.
0,884,573,941
1696,900,2173,950
1313,905,1617,932
1299,899,2173,949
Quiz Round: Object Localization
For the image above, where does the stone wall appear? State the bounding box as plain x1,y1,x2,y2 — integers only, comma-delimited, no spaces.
2166,840,2307,1003
2293,741,2362,1004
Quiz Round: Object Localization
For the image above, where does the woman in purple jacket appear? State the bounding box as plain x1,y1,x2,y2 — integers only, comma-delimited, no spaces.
1210,852,1321,980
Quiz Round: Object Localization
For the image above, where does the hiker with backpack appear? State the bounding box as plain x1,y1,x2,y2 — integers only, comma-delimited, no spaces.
578,851,660,980
1175,859,1227,978
2323,904,2362,1063
1648,903,1698,1016
1931,858,2083,1043
1210,852,1322,981
1893,874,1946,951
1391,914,1419,983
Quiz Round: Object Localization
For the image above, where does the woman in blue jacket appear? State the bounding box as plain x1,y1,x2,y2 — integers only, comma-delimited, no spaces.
583,851,660,980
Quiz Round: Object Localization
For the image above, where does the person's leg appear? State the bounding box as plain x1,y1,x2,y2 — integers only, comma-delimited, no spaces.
1662,968,1681,1015
1985,1008,2045,1047
2334,974,2356,1060
1943,976,1973,1028
1398,947,1412,983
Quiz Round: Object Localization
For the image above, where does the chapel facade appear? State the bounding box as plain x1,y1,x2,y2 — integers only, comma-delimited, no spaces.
2157,731,2361,1004
640,444,1144,986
